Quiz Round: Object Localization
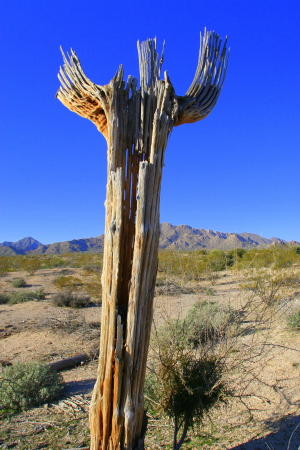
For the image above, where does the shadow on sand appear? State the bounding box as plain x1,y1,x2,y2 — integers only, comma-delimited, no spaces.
62,380,300,449
63,378,96,396
230,414,300,450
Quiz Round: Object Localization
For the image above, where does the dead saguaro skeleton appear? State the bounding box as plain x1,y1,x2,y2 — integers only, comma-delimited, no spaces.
56,30,229,450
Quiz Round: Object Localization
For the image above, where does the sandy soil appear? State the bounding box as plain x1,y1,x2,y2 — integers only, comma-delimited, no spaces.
1,268,300,449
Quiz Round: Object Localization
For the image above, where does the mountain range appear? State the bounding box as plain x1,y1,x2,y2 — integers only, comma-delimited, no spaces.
1,223,298,256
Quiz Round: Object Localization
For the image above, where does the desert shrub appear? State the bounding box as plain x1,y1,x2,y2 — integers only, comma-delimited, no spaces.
0,361,63,414
240,269,299,306
235,246,300,270
204,250,227,285
53,274,64,283
11,277,27,288
59,268,73,275
155,248,229,282
53,275,83,293
207,249,226,271
204,287,216,296
8,288,45,304
82,263,102,272
41,256,66,269
81,274,102,302
70,294,90,308
286,307,300,330
271,246,300,269
158,250,207,282
0,257,11,276
52,292,90,308
65,253,103,269
155,301,236,351
225,248,247,267
20,257,41,275
184,300,237,346
155,278,195,296
0,293,10,304
149,315,230,450
52,292,74,307
32,288,46,300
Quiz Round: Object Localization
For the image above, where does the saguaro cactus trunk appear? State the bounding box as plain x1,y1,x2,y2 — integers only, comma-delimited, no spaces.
56,30,228,450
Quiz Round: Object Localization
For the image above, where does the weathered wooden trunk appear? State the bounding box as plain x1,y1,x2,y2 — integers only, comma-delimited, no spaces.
56,31,228,450
88,42,175,450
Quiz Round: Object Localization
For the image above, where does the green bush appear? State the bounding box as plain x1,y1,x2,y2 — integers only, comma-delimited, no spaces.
8,288,45,304
225,248,246,267
149,312,230,450
11,278,27,288
52,292,90,308
158,250,207,282
0,293,10,304
156,301,237,351
0,362,63,414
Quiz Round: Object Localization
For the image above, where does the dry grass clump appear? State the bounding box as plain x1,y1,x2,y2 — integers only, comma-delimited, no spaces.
51,292,90,309
155,276,195,296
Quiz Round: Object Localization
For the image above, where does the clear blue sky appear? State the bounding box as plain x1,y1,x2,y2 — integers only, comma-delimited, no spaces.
1,0,300,244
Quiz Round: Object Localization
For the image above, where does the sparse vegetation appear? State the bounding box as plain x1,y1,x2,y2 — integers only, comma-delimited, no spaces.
80,274,102,302
0,257,10,276
11,277,27,288
0,246,300,448
52,292,90,308
148,307,230,450
0,293,10,304
53,275,83,293
8,288,45,304
184,300,238,346
0,245,299,277
240,268,299,306
155,277,195,296
234,246,300,270
0,361,63,414
19,257,41,275
286,306,300,330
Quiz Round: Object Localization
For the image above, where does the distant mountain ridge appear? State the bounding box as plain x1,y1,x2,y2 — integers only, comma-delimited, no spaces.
0,224,298,255
158,223,289,250
0,237,43,255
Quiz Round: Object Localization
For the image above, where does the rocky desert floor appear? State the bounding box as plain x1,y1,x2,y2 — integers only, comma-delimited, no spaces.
1,267,300,449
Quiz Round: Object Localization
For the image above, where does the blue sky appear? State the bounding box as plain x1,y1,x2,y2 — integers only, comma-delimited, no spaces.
1,0,300,244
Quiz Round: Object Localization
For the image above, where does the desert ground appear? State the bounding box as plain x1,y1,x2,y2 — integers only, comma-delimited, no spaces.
1,264,300,450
